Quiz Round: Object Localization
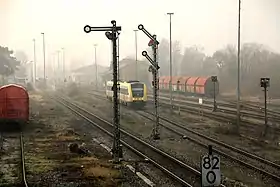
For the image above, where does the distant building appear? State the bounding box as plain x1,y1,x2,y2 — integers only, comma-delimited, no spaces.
70,64,108,85
101,58,152,87
5,62,33,86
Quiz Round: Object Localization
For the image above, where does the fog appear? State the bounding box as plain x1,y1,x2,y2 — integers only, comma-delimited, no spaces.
1,0,280,72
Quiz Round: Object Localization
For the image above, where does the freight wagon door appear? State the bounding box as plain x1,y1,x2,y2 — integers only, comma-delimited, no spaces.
163,77,170,90
186,77,199,93
195,77,208,95
177,77,190,92
7,88,28,119
159,77,165,89
172,77,182,91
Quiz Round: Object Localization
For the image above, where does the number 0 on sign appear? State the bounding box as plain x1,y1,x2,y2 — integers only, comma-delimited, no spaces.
201,155,221,186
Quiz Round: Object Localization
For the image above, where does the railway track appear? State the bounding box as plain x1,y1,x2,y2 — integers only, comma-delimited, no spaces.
54,94,224,187
161,90,280,109
0,132,28,187
156,91,280,118
149,94,280,123
136,110,280,184
89,90,280,135
155,100,272,134
90,88,280,123
88,91,280,184
156,99,280,136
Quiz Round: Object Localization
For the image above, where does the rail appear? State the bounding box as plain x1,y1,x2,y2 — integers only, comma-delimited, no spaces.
88,90,280,184
137,110,280,182
53,94,220,187
89,90,280,134
20,132,28,187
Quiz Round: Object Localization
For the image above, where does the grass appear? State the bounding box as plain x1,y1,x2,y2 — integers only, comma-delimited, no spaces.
26,154,55,174
54,129,80,141
55,134,80,141
84,166,120,179
32,137,52,143
65,156,123,187
29,94,44,102
72,156,121,180
71,156,98,162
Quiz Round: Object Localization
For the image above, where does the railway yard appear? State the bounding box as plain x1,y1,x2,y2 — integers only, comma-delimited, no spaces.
3,1,280,186
63,84,279,186
0,84,280,187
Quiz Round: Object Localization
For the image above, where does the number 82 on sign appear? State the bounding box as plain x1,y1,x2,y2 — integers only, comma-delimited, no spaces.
201,154,221,186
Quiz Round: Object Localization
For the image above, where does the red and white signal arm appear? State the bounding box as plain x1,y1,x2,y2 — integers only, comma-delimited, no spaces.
201,154,221,186
148,39,154,46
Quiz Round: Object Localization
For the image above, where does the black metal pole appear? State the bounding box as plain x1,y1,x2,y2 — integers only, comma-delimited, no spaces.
264,85,268,136
213,82,216,111
152,35,160,140
83,21,122,162
111,21,122,162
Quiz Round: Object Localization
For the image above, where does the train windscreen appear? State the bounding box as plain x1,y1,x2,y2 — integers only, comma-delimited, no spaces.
131,83,144,97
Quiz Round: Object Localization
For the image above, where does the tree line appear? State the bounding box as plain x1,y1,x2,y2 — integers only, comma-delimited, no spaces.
152,39,280,98
0,45,28,84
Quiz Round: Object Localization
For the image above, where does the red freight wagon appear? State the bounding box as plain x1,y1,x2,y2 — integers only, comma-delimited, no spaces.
178,76,191,92
163,76,170,90
186,77,199,93
171,76,182,91
0,84,29,127
195,77,209,95
158,76,166,89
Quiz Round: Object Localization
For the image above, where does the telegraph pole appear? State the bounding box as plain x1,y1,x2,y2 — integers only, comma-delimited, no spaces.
52,53,56,77
94,44,98,88
41,33,46,82
133,29,138,80
57,50,60,82
29,61,34,83
32,39,36,85
167,12,174,108
139,24,160,140
61,48,65,81
236,0,241,133
84,20,122,163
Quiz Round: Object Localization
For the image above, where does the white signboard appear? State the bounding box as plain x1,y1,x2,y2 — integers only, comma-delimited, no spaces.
199,98,203,105
201,154,221,186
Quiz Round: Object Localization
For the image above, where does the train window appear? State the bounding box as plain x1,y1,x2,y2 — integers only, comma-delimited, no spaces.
131,83,144,97
131,83,144,88
120,87,128,95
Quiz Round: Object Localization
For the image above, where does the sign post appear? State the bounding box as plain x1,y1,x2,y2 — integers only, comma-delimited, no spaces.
260,77,270,137
201,145,221,187
211,76,218,112
199,98,203,121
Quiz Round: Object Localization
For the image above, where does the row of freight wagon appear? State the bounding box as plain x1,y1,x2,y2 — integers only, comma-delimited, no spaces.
157,76,219,98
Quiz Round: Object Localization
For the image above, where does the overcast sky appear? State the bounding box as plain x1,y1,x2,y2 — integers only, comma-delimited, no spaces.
1,0,280,73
